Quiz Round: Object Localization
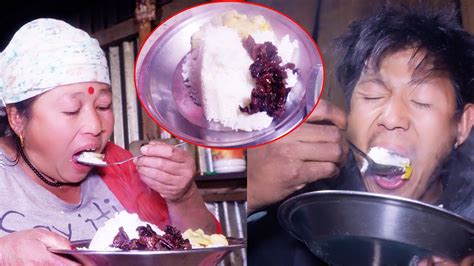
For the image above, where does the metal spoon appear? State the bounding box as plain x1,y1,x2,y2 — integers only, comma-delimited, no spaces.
77,142,187,167
348,141,406,176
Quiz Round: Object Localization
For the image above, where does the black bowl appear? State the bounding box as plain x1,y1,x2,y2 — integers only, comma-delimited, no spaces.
278,190,474,265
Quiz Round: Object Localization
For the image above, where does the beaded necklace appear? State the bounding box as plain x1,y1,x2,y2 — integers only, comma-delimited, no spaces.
17,139,64,187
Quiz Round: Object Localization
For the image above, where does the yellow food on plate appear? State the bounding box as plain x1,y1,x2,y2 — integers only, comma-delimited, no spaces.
182,228,229,248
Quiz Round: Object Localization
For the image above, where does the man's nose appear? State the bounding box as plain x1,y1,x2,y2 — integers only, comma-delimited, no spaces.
377,97,410,130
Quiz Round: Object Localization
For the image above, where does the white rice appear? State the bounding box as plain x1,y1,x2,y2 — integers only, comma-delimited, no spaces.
183,12,299,132
361,147,410,173
88,211,164,251
77,152,106,166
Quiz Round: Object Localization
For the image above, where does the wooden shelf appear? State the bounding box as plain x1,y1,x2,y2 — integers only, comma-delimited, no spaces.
195,171,246,181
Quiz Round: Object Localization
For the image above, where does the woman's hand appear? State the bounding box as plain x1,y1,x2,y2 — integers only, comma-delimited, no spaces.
135,141,216,233
135,141,197,203
0,229,78,265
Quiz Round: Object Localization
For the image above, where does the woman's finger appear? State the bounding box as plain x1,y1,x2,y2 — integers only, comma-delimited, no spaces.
135,156,180,173
141,142,188,163
141,175,173,191
140,175,179,197
137,166,181,186
34,229,71,249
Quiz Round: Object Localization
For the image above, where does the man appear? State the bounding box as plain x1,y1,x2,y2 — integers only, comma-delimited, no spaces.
248,5,474,265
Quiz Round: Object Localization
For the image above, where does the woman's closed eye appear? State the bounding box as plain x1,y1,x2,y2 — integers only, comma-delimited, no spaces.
63,109,80,116
96,103,112,111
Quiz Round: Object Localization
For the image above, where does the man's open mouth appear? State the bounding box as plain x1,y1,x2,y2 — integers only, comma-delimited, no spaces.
362,146,413,190
371,173,406,190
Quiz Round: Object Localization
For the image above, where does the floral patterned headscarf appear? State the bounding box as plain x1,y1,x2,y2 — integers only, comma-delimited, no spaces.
0,18,110,112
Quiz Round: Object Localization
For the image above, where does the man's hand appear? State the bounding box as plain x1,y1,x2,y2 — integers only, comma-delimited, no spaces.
248,99,348,213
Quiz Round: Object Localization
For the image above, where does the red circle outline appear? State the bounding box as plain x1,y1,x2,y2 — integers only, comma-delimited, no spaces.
134,1,326,150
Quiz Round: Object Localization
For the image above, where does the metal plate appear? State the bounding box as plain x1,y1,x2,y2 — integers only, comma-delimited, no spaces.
135,2,322,148
50,237,245,266
278,190,474,265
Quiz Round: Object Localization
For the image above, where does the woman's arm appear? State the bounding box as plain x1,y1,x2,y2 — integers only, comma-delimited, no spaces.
166,182,217,233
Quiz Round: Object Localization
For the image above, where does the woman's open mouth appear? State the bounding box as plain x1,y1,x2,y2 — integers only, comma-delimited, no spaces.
71,147,102,169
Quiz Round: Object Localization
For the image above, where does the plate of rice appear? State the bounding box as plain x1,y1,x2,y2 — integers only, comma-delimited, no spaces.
135,2,323,148
50,211,246,266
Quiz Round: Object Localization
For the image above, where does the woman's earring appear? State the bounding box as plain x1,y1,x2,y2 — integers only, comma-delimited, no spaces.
454,142,459,149
19,135,24,148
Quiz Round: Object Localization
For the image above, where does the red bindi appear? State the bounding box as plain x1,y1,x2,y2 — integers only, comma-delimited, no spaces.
88,86,94,95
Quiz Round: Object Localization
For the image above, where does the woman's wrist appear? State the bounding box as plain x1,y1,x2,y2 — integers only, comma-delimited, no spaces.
166,182,200,205
165,182,216,233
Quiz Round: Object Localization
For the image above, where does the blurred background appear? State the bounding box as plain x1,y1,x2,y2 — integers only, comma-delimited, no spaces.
0,1,472,265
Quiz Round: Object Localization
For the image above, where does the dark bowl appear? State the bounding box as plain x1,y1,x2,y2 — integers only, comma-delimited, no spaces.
278,190,474,265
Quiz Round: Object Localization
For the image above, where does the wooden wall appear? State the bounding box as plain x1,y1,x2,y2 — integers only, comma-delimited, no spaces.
461,0,474,34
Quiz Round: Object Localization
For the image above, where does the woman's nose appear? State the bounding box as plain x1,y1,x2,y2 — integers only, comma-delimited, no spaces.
377,97,410,130
82,108,103,136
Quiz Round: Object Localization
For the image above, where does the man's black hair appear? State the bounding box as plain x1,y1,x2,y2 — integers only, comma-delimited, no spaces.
334,5,474,112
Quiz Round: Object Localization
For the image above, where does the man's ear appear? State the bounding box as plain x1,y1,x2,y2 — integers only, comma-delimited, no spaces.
455,103,474,146
6,106,27,137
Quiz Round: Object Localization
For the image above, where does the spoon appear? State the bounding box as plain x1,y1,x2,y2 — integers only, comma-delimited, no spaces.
77,142,187,167
348,141,406,176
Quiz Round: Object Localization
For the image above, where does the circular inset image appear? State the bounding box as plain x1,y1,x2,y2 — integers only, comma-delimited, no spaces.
135,2,324,148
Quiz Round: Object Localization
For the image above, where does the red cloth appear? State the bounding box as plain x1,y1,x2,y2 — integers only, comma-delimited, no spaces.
96,142,221,233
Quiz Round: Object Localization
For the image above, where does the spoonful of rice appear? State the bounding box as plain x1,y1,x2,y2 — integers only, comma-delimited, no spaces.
349,142,412,179
77,142,187,167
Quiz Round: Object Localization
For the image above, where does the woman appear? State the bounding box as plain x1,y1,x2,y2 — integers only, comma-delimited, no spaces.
0,19,218,264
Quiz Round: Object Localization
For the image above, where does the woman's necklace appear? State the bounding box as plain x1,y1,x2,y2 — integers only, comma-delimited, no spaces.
17,139,64,187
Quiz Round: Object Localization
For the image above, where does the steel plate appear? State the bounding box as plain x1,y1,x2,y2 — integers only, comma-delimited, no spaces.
278,190,474,265
135,2,323,148
50,237,246,266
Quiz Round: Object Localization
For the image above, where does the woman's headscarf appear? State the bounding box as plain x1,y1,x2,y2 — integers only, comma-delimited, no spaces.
0,18,110,112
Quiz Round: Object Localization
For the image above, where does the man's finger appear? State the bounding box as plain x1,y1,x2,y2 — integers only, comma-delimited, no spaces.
298,161,340,184
284,141,347,164
307,99,347,130
287,123,344,144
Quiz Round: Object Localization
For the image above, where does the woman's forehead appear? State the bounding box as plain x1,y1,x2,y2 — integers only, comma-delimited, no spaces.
43,82,112,100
